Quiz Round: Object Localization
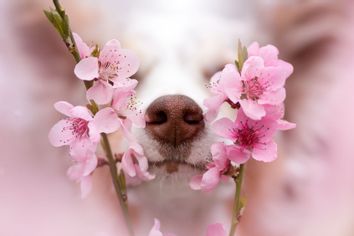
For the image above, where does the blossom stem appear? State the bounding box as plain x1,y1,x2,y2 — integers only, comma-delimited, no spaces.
101,134,134,236
46,1,134,235
51,0,92,90
229,164,245,236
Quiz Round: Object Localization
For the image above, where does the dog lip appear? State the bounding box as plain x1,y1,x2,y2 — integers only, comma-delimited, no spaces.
148,160,206,171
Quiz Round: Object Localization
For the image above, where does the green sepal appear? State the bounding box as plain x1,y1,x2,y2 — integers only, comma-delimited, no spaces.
235,39,248,72
43,9,69,39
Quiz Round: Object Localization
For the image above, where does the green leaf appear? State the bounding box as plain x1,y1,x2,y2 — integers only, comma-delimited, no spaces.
91,45,100,57
44,9,67,39
235,39,248,72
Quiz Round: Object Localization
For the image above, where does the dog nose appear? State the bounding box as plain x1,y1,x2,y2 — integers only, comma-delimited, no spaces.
145,95,204,146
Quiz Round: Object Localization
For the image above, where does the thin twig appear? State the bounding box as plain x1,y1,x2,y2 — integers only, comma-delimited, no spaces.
229,164,245,236
101,134,133,235
45,1,134,235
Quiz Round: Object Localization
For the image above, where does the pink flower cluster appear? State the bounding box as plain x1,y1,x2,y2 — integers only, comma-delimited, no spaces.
149,219,226,236
49,33,153,197
191,42,296,191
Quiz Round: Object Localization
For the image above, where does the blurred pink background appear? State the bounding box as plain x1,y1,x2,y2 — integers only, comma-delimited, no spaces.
1,0,354,235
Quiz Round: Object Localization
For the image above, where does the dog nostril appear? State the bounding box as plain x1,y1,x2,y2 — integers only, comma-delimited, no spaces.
147,110,168,125
183,112,203,125
145,95,205,146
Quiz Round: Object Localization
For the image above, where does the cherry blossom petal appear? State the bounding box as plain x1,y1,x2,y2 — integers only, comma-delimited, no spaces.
258,88,286,105
67,163,84,181
93,107,120,134
239,99,265,120
120,119,137,144
277,60,294,81
247,42,260,56
112,90,133,111
277,119,296,130
54,101,74,117
99,39,121,64
220,67,242,103
210,143,229,169
80,175,92,198
206,223,226,236
121,150,136,177
74,57,99,81
209,71,222,94
73,32,91,59
259,44,279,66
70,106,93,121
130,142,144,156
135,163,155,181
148,219,163,236
113,78,138,91
204,94,226,122
135,152,148,172
82,155,98,176
226,145,250,164
212,117,236,139
189,175,203,190
210,142,226,161
48,119,75,147
88,122,100,143
263,104,285,120
69,138,97,157
241,56,264,79
200,167,221,191
252,141,277,162
125,108,146,128
86,81,114,105
221,64,239,79
116,49,140,79
66,155,97,179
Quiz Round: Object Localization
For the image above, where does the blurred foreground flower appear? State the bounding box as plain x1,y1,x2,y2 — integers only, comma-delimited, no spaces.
148,219,226,236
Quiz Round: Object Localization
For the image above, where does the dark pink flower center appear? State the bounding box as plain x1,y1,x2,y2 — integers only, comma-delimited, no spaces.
100,61,119,81
242,77,264,100
233,121,267,150
69,118,89,138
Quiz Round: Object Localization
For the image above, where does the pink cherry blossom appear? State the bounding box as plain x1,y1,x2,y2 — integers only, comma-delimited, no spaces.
212,107,283,162
190,142,248,191
234,55,293,120
120,119,154,181
247,42,283,67
48,101,120,156
111,82,145,128
74,38,140,104
73,32,92,59
148,219,163,236
204,42,293,121
66,151,98,198
190,142,230,191
206,223,226,236
204,64,241,121
148,219,176,236
148,220,226,236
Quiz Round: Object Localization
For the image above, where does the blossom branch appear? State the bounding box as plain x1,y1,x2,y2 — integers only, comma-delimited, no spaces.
45,1,134,236
45,0,92,89
101,134,133,235
97,153,122,168
229,164,245,236
192,40,296,236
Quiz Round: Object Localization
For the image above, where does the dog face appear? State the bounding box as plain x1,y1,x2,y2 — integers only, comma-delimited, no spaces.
119,0,255,181
114,3,257,233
